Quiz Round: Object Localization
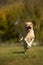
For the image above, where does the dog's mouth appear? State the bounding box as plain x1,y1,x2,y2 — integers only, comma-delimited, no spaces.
26,26,31,30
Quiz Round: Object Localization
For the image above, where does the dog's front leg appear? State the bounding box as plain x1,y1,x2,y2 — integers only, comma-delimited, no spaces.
29,38,34,46
19,37,23,41
24,38,31,47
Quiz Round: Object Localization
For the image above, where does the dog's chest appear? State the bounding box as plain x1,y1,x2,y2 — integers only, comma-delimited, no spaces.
25,29,35,39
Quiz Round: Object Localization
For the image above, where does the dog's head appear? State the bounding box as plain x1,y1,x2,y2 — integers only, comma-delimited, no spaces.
25,22,33,31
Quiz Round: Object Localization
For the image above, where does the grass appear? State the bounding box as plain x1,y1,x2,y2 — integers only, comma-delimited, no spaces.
0,45,43,65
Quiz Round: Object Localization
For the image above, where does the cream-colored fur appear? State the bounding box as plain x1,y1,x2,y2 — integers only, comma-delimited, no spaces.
19,22,35,48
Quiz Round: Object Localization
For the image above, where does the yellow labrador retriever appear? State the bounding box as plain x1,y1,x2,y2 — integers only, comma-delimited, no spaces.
19,22,35,52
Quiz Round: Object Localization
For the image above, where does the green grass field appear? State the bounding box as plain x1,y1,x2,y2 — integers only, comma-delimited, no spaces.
0,45,43,65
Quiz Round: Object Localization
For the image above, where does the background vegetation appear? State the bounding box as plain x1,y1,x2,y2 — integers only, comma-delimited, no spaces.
0,0,43,45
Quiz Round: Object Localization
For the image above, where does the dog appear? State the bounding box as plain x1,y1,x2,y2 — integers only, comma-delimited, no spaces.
19,22,35,52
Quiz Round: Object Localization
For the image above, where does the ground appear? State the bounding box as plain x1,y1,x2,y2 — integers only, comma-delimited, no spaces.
0,45,43,65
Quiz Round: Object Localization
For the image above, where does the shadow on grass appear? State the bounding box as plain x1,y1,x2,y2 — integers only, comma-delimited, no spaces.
12,51,25,54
